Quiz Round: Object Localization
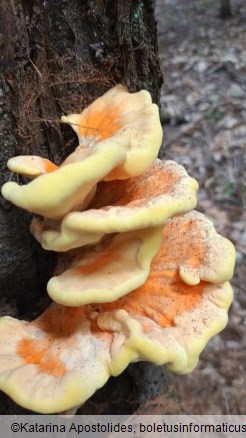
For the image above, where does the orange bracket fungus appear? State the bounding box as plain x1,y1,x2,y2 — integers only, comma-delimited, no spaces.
2,85,162,220
0,85,235,414
31,159,198,253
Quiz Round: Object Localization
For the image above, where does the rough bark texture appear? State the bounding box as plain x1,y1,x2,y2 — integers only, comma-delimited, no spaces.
0,0,168,414
220,0,232,18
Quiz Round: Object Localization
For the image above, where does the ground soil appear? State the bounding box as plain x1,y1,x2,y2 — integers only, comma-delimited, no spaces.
156,0,246,414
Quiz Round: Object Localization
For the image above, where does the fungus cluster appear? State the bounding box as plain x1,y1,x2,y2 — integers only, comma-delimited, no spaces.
0,85,235,414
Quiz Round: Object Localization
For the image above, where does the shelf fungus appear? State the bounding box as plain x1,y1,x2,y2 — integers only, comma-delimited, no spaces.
2,85,162,220
0,211,234,413
31,159,198,252
61,84,163,180
0,85,235,414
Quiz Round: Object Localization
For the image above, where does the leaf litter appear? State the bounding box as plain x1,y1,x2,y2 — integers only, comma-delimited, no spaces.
156,0,246,414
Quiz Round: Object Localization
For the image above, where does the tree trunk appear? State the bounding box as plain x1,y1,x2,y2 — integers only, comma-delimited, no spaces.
220,0,232,18
0,0,165,414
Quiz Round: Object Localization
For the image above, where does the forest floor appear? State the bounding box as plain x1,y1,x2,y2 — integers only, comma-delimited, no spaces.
156,0,246,414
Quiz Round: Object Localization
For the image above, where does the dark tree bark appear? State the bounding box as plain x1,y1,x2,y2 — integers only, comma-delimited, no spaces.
0,0,168,414
220,0,232,18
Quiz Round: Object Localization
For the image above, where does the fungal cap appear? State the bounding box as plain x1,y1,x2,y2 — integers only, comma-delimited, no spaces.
6,156,58,178
163,211,236,285
1,142,126,219
47,226,163,306
0,309,111,414
0,210,234,413
33,160,199,252
0,283,232,414
95,210,235,373
99,282,233,375
61,84,163,179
